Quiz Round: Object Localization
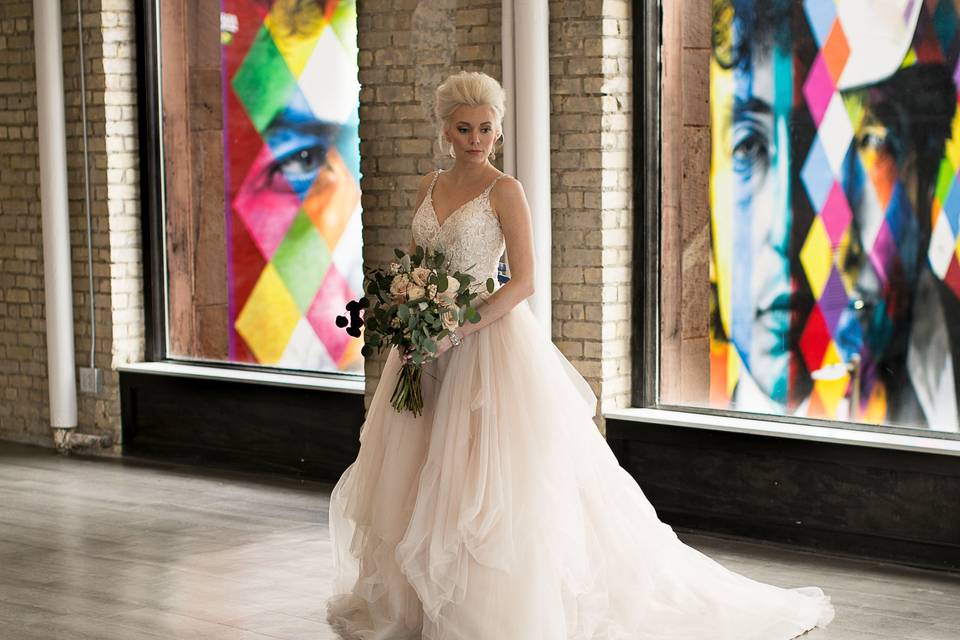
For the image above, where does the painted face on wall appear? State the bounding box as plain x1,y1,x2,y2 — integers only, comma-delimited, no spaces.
710,0,958,424
832,90,921,393
225,0,363,372
711,15,794,406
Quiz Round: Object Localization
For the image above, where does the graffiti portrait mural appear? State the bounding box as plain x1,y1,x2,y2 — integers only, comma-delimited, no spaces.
221,0,363,373
710,0,960,431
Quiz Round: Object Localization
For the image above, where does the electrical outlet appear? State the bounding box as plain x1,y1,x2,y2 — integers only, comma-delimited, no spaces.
79,367,103,394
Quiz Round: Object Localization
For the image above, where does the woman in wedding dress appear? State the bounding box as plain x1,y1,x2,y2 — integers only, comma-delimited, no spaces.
326,71,834,640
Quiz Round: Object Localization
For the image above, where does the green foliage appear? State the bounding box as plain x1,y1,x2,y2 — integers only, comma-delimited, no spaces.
339,243,498,415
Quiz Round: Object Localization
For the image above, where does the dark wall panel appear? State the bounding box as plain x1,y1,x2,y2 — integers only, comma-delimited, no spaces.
121,372,365,482
607,419,960,571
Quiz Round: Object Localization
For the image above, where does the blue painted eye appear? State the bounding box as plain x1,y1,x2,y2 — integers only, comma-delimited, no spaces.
270,144,330,194
732,125,770,174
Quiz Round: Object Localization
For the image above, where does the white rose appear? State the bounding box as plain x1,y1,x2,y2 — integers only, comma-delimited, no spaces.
389,274,410,302
407,285,426,301
411,266,431,286
426,283,438,299
442,309,459,332
440,276,460,302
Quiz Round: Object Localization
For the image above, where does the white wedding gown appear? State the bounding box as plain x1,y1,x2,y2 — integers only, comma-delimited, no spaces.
327,171,834,639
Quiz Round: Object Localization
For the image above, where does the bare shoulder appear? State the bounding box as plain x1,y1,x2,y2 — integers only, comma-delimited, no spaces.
418,170,438,191
489,175,527,212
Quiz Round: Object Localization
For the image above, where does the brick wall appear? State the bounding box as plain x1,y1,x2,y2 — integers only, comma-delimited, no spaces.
0,1,42,444
598,0,633,414
1,0,636,445
0,0,142,447
359,0,634,428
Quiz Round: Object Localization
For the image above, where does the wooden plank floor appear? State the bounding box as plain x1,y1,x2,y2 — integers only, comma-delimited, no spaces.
1,441,958,639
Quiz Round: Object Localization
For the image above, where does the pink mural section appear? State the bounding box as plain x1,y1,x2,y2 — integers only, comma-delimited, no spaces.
221,0,363,373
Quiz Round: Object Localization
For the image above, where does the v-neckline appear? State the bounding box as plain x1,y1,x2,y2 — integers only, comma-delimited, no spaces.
429,171,501,230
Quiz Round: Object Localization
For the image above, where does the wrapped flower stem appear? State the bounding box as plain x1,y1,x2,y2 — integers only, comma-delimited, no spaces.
391,363,424,416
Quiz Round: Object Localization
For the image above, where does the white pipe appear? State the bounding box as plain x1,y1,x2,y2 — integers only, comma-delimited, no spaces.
33,0,78,430
511,0,552,334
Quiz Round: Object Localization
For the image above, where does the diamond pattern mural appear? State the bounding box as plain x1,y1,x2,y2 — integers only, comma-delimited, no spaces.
222,0,362,373
710,0,960,431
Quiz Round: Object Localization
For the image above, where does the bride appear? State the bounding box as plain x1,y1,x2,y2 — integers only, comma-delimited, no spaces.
326,71,834,640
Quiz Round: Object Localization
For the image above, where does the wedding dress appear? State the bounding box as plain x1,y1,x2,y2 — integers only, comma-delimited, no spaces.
327,171,834,639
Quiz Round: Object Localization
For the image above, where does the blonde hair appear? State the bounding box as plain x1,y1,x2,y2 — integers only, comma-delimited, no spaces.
434,71,506,159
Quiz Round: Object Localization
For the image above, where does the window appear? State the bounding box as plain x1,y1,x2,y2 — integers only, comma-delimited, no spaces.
649,0,960,436
143,0,363,374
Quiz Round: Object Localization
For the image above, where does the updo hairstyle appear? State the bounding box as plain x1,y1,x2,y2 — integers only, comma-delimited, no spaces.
434,71,506,160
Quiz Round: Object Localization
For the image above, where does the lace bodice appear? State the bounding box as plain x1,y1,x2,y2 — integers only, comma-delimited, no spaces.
412,171,506,295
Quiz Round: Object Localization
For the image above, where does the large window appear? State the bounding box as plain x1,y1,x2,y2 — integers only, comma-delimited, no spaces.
146,0,363,374
652,0,960,436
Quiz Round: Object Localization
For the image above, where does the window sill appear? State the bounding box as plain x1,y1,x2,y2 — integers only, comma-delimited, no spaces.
117,361,365,395
603,407,960,457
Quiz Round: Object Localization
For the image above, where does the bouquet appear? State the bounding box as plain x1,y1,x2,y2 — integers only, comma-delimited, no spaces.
336,245,495,416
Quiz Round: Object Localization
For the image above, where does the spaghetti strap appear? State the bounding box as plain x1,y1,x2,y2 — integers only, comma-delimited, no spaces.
427,170,442,200
483,173,508,197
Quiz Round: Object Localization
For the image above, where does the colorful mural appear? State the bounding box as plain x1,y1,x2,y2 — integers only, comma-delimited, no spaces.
221,0,363,373
710,0,960,431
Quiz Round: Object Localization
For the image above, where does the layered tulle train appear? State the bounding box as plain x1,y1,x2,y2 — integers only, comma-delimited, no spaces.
327,300,834,639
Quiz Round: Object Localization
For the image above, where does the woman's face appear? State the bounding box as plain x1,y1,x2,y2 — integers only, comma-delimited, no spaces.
445,105,499,164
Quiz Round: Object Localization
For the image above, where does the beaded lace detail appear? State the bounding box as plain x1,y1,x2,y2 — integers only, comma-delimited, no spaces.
412,170,506,295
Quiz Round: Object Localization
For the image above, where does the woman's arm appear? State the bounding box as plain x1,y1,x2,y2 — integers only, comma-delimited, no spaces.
408,171,435,255
437,176,535,353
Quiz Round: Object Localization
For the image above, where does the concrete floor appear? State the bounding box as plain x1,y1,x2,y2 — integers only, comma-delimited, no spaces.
1,441,958,639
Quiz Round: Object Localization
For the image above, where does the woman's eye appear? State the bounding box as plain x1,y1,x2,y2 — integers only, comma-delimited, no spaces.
268,144,330,191
458,128,469,134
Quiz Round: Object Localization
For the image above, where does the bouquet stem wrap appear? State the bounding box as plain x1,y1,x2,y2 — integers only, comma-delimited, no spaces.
391,362,424,416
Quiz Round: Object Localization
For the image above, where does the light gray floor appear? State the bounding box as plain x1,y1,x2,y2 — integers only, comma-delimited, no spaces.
1,442,958,639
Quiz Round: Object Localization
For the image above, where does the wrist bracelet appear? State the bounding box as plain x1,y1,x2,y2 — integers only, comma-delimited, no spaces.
449,331,462,347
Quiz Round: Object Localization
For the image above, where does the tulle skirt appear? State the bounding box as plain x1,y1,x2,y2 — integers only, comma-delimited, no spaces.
327,301,834,639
